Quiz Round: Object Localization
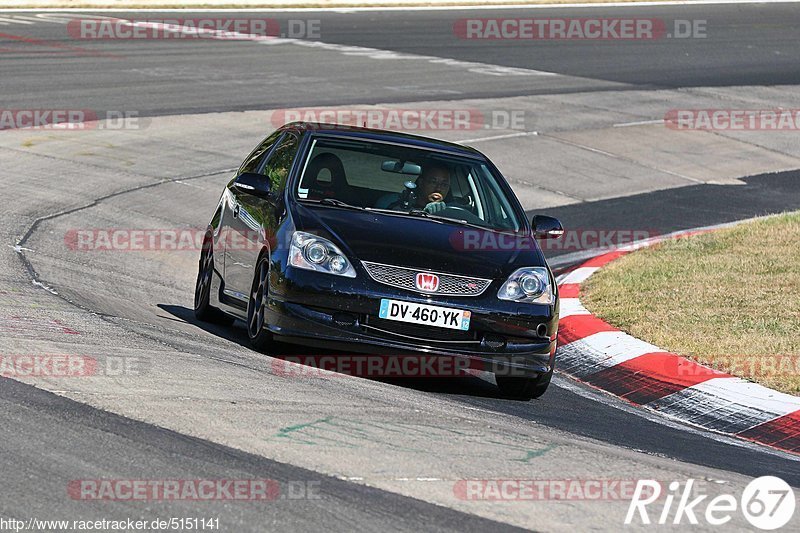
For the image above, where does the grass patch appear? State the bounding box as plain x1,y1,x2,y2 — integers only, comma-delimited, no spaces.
582,212,800,395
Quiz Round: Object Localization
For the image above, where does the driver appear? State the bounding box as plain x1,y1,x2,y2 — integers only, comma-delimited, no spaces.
416,163,451,213
376,162,451,213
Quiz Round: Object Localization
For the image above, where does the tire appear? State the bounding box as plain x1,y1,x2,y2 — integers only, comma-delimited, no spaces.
247,255,273,352
194,237,234,326
496,367,553,400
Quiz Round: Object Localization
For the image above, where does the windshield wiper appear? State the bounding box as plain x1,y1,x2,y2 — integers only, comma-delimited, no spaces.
363,206,494,231
405,209,485,229
316,198,366,210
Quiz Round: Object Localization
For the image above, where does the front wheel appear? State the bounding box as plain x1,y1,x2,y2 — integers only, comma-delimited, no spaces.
247,256,273,352
495,367,553,400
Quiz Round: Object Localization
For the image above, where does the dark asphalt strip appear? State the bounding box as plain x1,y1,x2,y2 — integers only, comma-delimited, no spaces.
245,5,800,88
0,377,531,533
2,4,800,115
532,169,800,260
440,384,800,488
18,5,800,88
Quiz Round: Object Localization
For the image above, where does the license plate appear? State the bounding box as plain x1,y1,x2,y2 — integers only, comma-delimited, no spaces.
378,299,471,331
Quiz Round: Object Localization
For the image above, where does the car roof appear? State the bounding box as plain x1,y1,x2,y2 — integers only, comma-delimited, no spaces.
278,122,485,159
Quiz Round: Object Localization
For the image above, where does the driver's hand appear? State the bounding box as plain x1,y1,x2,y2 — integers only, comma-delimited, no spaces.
424,201,447,214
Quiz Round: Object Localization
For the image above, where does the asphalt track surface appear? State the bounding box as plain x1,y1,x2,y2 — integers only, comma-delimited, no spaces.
2,4,800,532
0,4,799,114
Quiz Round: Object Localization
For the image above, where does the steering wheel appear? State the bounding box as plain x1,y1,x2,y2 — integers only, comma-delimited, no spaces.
441,204,473,215
439,205,484,225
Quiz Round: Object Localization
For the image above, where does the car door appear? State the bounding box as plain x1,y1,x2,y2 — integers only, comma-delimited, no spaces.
218,130,284,306
224,132,300,304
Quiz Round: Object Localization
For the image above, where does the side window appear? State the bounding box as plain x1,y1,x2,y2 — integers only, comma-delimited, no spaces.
479,175,517,230
260,133,300,191
240,131,283,174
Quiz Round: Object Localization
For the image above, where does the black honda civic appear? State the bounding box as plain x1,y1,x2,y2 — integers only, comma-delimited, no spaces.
194,122,564,399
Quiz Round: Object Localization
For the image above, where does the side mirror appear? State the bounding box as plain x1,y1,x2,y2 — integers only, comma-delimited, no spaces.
532,215,564,239
234,172,272,197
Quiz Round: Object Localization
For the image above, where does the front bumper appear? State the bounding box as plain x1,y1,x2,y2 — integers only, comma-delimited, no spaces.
265,266,559,375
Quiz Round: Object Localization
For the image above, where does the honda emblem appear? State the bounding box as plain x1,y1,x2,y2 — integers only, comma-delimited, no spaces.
416,272,440,292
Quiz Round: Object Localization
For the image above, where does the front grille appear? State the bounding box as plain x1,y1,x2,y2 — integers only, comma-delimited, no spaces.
361,261,492,296
364,316,479,343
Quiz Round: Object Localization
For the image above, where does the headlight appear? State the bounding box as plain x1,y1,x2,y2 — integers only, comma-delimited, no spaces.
305,242,328,264
498,267,554,304
289,231,357,278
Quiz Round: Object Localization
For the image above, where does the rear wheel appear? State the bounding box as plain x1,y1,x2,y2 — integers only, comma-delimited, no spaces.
247,256,273,351
495,367,553,400
194,237,234,325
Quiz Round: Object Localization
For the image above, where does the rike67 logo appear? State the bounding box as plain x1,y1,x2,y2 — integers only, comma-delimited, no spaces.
626,477,795,530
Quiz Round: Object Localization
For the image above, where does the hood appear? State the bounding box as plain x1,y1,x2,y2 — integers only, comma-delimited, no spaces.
292,203,546,279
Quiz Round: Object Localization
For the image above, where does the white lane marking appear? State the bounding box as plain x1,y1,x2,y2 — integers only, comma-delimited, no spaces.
10,244,34,253
681,378,800,417
458,404,499,415
573,330,663,367
120,19,273,41
32,280,58,295
559,266,599,284
613,119,665,127
173,180,209,190
0,17,34,25
460,131,538,143
0,13,108,25
123,19,556,77
11,2,800,13
272,37,556,76
558,298,590,318
10,15,64,24
647,384,789,435
32,13,79,23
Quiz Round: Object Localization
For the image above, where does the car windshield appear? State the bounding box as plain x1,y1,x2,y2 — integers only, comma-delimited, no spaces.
294,137,522,231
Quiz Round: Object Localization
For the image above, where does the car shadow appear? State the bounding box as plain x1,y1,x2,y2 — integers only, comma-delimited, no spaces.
158,303,251,346
158,304,514,401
